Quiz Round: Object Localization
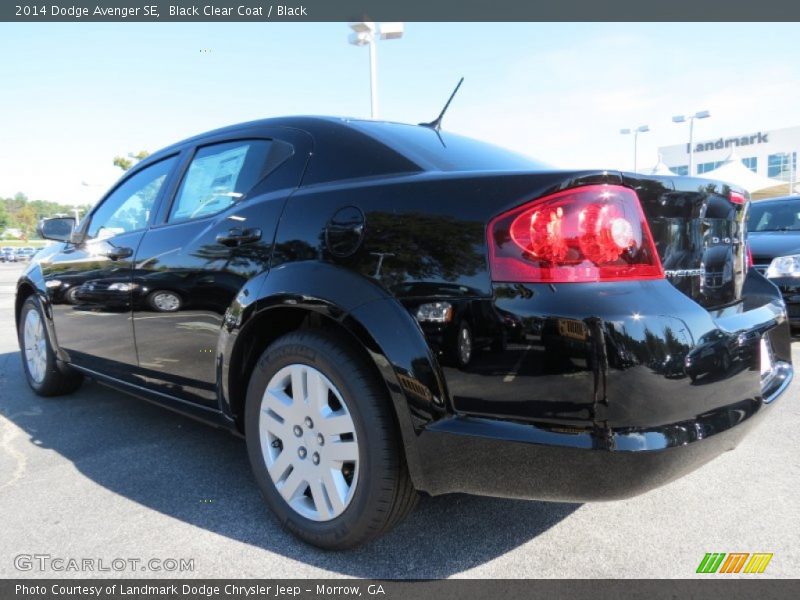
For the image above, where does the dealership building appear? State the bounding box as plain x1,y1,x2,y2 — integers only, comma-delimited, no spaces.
658,125,799,181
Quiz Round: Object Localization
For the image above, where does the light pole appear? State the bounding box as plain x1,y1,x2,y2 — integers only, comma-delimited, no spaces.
672,110,711,176
619,125,649,172
348,22,404,119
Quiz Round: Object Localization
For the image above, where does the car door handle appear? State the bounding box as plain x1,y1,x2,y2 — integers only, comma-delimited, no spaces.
216,228,262,247
105,246,133,261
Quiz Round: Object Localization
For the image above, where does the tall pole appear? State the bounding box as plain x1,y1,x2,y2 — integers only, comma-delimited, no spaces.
620,125,647,172
368,37,378,119
673,111,709,176
350,22,403,121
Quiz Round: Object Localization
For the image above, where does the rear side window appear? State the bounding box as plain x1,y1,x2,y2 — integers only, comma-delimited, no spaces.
168,140,271,223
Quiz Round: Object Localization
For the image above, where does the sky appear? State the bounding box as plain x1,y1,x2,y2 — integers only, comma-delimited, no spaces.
1,22,798,206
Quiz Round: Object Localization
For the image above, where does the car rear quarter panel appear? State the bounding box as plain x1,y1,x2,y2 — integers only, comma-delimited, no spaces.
271,171,623,402
271,167,790,437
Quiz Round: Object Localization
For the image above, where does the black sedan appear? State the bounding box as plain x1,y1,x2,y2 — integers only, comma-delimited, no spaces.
16,116,793,549
748,195,800,329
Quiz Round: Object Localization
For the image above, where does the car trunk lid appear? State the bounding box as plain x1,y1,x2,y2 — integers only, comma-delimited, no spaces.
622,173,748,309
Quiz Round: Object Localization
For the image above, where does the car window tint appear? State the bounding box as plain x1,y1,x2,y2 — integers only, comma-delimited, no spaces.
88,156,177,240
168,140,272,223
749,200,800,232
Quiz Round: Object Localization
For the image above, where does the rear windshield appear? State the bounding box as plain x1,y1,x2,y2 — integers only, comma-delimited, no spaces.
748,199,800,232
350,121,546,172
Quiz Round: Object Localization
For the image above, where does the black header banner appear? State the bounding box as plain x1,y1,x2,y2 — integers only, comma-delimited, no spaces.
4,0,800,22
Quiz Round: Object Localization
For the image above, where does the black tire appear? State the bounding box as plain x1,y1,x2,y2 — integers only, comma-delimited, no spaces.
244,329,418,549
18,296,83,396
719,351,731,372
64,287,80,305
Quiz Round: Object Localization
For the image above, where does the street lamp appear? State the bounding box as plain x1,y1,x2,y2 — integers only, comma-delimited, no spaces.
348,22,404,119
672,110,711,175
619,125,649,172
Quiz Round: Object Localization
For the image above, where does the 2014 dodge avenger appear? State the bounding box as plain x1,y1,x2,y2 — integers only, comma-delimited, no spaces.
16,116,793,548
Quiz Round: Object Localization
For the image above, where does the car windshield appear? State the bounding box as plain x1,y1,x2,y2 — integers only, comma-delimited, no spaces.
748,199,800,232
350,120,547,172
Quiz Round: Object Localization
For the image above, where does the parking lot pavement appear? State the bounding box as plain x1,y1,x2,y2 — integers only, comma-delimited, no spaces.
1,261,798,579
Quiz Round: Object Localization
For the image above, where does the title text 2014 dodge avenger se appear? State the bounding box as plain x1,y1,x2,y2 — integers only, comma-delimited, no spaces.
16,117,793,548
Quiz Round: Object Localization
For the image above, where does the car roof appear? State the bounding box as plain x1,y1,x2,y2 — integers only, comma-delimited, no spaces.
752,195,799,204
151,116,381,155
139,116,543,186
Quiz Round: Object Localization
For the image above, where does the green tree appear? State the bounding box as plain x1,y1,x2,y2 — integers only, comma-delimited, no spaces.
113,150,150,172
1,193,91,238
16,204,38,237
0,202,9,230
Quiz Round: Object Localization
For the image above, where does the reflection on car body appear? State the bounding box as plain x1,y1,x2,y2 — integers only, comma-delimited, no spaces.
684,329,737,382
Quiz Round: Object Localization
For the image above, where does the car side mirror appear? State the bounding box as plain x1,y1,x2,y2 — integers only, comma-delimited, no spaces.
38,217,76,242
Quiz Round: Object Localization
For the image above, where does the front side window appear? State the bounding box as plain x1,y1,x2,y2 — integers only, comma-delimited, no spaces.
88,156,177,240
168,140,272,223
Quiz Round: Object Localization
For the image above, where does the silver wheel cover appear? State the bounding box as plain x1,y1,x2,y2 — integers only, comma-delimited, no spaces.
459,325,472,364
23,309,47,384
151,292,180,312
259,364,359,521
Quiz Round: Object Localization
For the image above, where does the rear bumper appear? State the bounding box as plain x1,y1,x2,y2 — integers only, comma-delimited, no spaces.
416,361,790,500
412,270,793,500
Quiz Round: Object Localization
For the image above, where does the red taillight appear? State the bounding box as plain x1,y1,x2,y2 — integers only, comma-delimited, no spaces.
488,184,664,283
730,191,746,205
746,241,753,268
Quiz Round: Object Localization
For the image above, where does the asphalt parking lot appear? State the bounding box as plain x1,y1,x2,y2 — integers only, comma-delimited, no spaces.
0,261,798,579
